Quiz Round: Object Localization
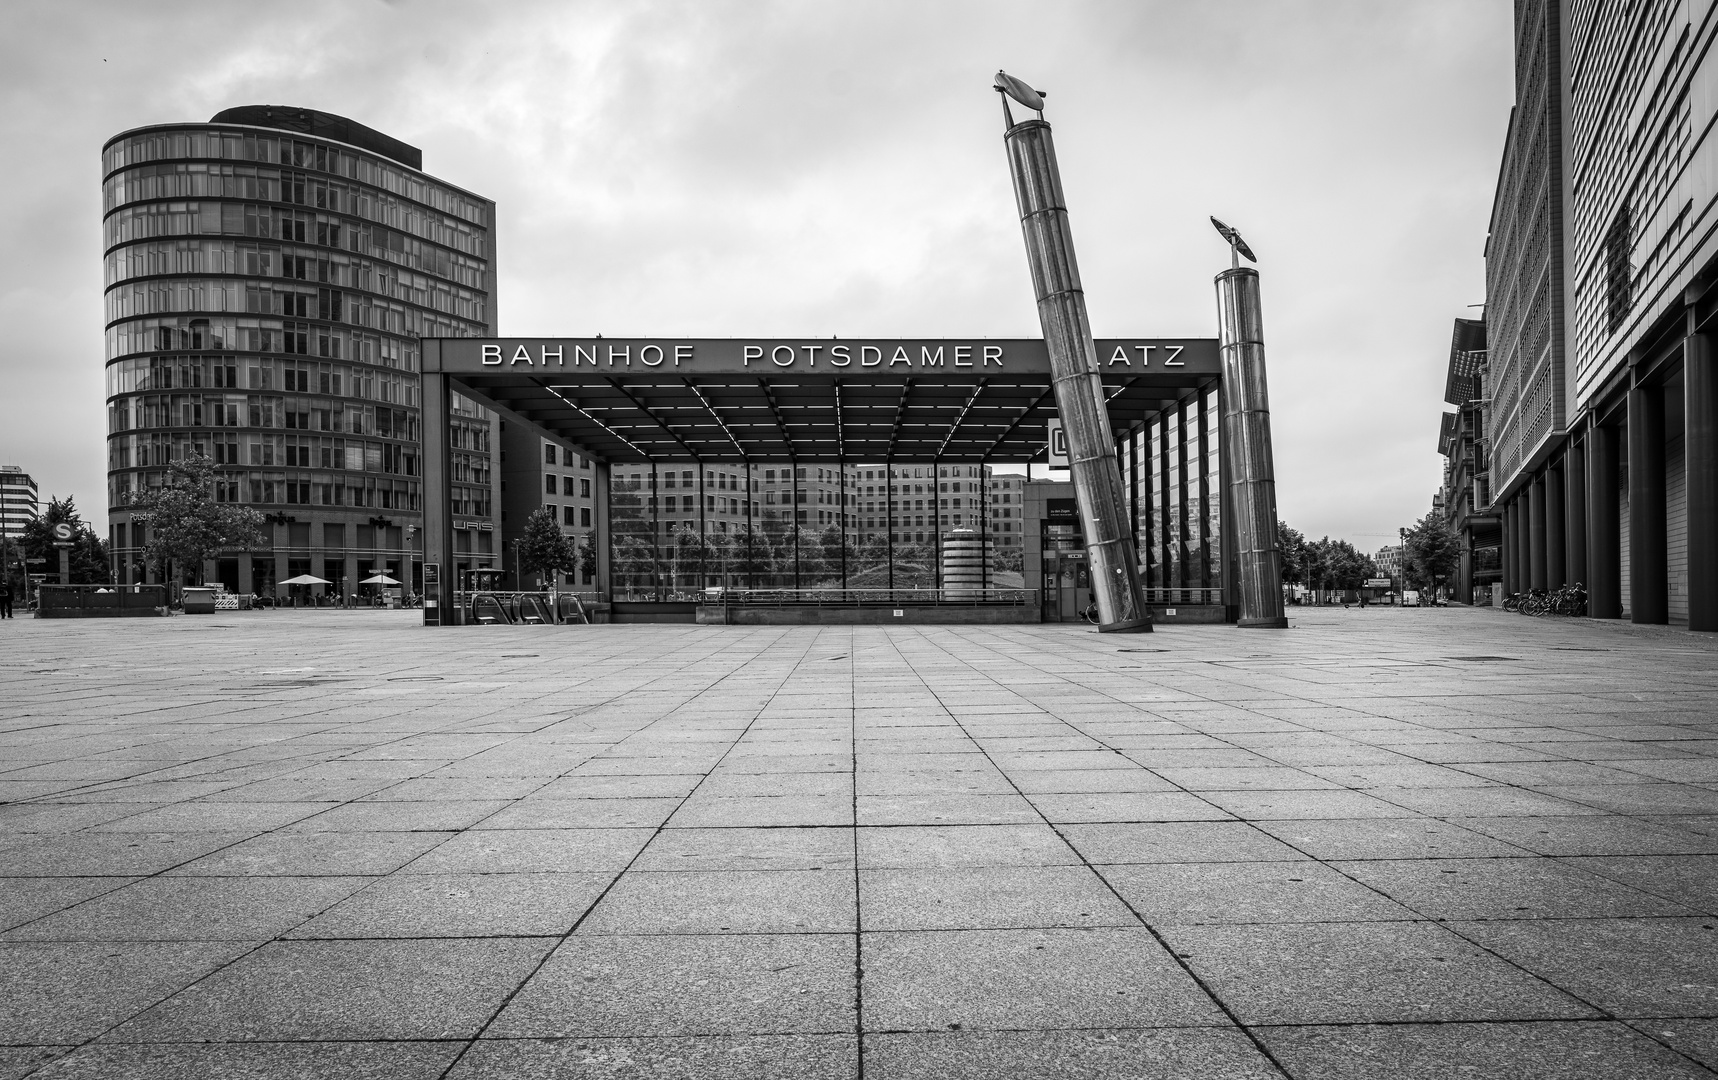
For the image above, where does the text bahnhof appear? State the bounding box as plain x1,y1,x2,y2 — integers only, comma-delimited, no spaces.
475,341,1191,371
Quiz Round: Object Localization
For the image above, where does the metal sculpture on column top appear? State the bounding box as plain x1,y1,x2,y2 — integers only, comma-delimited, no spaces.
1211,217,1288,628
996,71,1151,632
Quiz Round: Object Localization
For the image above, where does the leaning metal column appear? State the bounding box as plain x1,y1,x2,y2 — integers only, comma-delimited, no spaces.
997,72,1150,632
1214,266,1289,627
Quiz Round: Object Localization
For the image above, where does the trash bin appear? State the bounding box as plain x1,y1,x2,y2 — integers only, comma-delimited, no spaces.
182,587,217,614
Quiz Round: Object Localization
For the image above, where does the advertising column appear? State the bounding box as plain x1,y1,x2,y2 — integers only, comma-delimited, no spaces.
996,72,1150,633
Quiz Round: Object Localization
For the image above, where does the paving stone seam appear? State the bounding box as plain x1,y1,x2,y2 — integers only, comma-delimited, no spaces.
869,626,1296,1079
427,627,835,1080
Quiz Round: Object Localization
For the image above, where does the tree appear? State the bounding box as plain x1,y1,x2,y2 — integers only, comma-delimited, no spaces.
577,533,598,586
1310,537,1374,591
731,528,774,586
19,496,110,585
1402,511,1460,591
1278,520,1309,584
516,506,575,587
128,454,265,585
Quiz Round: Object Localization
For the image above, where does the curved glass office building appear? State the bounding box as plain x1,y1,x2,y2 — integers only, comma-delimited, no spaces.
102,106,497,596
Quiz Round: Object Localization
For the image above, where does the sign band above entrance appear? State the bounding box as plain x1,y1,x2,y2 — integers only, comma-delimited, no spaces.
425,338,1219,376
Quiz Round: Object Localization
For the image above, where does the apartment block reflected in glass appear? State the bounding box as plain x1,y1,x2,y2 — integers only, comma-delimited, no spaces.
102,106,498,598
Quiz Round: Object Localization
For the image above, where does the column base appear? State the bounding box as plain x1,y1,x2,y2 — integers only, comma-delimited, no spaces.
1098,616,1154,633
1237,617,1289,629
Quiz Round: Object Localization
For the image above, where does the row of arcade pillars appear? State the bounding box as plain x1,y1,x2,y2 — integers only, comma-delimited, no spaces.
1500,321,1718,629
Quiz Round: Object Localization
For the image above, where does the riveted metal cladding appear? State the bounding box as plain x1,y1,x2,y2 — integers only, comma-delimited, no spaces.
1004,117,1151,633
1215,267,1288,628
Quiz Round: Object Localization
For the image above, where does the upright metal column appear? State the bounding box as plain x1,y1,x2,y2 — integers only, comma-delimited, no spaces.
419,367,453,626
1629,383,1668,624
1588,421,1622,618
886,464,895,590
997,72,1150,632
1504,501,1518,594
1686,327,1718,630
649,464,661,601
1214,267,1289,627
1528,475,1547,591
1217,388,1239,621
594,461,611,600
1545,464,1565,589
1565,441,1587,589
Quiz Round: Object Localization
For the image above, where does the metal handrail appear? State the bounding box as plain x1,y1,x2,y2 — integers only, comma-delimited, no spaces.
717,587,1037,607
1141,588,1224,606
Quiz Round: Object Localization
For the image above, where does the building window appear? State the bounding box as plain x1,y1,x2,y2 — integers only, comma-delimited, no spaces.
545,475,557,495
545,444,557,465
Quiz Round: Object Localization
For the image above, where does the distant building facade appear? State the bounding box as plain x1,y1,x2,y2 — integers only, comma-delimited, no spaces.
1438,318,1501,601
1374,544,1403,584
102,106,498,595
1,465,39,538
1484,1,1718,627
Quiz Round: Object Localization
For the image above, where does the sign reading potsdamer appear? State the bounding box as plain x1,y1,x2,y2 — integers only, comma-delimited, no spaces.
424,338,1220,376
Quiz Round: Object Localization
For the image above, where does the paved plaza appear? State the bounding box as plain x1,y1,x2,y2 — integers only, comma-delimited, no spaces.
1,607,1716,1078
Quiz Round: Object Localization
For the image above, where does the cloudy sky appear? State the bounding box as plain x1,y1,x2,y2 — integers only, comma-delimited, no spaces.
1,0,1512,550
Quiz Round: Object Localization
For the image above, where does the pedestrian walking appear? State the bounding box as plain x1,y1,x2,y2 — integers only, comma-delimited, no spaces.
0,578,13,618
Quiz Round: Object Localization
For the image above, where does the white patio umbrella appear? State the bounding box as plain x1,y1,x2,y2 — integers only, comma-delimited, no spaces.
358,574,402,586
278,574,331,586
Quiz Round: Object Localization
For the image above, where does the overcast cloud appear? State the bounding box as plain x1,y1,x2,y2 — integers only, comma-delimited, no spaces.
0,0,1511,550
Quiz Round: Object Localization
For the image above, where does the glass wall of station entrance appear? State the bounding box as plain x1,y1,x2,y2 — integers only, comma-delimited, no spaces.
605,462,1025,599
1126,384,1224,605
596,380,1225,609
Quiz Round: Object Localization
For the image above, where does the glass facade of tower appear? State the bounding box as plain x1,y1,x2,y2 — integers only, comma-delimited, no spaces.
102,112,497,597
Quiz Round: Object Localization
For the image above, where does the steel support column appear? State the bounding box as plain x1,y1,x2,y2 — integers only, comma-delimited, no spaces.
1565,440,1587,589
1629,383,1668,623
1588,422,1622,618
594,461,611,600
420,371,453,626
1504,497,1517,595
1528,476,1547,591
1215,268,1288,626
1218,386,1239,621
1545,464,1565,589
1002,110,1150,632
1687,329,1718,630
650,464,661,601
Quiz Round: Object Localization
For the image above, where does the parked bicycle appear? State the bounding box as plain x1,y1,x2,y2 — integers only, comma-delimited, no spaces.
1502,583,1585,617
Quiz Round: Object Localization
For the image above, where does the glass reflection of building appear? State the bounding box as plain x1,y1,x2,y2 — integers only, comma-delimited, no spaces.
602,461,1024,598
1124,385,1223,602
102,107,498,597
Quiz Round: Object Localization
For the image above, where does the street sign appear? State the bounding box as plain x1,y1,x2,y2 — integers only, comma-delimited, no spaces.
1046,418,1069,468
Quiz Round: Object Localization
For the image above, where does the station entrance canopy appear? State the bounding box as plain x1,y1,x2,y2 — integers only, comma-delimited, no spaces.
422,337,1220,464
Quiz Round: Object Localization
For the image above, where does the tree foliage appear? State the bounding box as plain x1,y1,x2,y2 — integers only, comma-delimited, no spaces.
128,454,265,584
1278,519,1378,592
1402,511,1460,589
516,506,576,586
17,496,111,585
1278,520,1309,583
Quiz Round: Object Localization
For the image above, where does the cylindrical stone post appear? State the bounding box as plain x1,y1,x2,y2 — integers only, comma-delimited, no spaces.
1214,268,1288,628
1002,116,1150,632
